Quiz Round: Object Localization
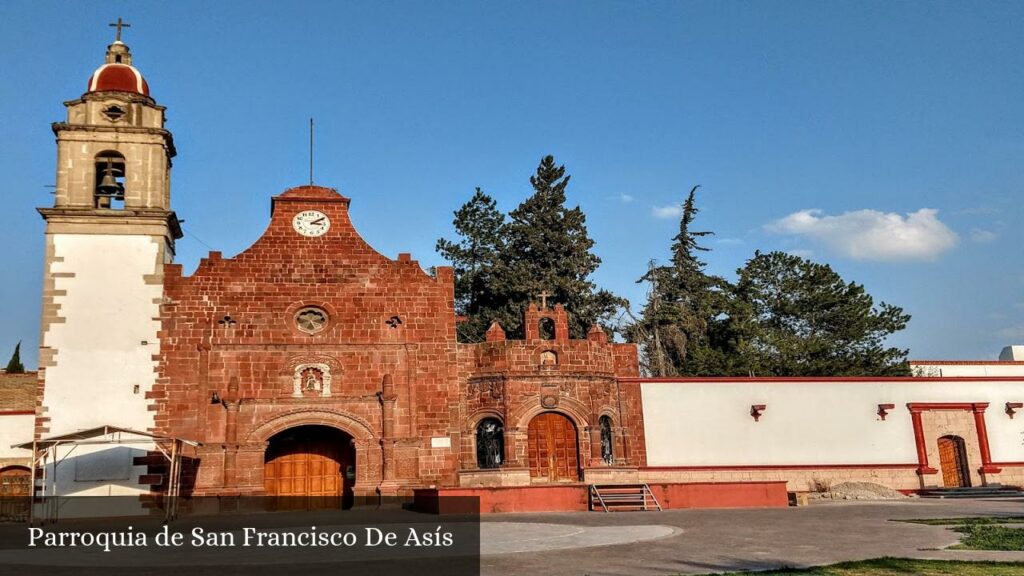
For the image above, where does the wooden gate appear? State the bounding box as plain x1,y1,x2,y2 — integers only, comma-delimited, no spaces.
264,426,353,508
527,412,580,482
0,467,31,521
938,435,971,488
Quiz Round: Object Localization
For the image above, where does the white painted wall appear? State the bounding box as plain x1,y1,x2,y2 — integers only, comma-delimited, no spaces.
641,380,1024,466
40,234,163,496
0,414,34,459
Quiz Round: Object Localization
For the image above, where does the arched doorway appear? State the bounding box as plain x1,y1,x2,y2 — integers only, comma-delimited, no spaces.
527,412,580,482
938,435,971,488
264,425,355,508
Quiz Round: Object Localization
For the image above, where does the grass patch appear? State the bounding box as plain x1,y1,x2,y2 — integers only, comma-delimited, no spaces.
951,524,1024,551
893,517,1024,551
720,557,1024,574
898,517,1024,526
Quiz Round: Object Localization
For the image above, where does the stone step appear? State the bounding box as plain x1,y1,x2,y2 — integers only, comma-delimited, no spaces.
920,486,1024,499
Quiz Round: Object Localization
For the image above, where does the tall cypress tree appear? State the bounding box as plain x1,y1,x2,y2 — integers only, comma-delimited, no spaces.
436,188,507,342
4,341,25,374
631,186,730,375
499,155,622,338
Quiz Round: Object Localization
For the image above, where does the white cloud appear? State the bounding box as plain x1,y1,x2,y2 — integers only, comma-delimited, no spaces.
651,204,683,219
716,237,744,246
998,325,1024,341
786,248,815,259
767,208,958,262
970,228,997,243
619,193,634,203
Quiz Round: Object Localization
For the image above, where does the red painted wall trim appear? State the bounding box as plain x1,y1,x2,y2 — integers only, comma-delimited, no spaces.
620,376,1024,383
910,361,1024,366
642,464,918,471
993,462,1024,467
907,402,988,412
905,402,1000,475
0,410,34,416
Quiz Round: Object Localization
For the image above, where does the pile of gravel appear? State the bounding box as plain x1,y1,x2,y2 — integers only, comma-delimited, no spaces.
811,481,908,500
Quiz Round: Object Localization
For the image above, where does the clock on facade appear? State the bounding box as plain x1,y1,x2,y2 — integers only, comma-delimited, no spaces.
292,210,330,237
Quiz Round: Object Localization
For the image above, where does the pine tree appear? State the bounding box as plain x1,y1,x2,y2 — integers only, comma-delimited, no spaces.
499,155,622,338
733,251,911,376
436,188,507,342
4,341,25,374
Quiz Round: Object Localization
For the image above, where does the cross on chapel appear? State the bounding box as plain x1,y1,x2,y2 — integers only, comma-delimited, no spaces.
109,17,130,42
538,290,551,309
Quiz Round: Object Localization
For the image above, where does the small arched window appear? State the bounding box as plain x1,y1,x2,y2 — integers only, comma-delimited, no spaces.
476,418,504,469
94,151,126,209
539,317,555,340
539,350,558,366
599,415,614,465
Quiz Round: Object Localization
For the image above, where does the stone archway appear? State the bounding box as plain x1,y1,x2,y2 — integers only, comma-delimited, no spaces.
264,425,355,508
247,409,378,500
526,412,581,482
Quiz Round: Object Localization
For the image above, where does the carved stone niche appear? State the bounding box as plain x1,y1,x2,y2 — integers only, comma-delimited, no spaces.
288,355,339,398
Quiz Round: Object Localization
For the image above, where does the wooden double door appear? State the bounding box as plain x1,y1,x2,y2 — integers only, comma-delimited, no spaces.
264,425,354,508
527,412,581,482
938,435,971,488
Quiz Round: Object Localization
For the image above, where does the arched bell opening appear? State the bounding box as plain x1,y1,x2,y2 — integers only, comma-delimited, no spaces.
94,150,126,209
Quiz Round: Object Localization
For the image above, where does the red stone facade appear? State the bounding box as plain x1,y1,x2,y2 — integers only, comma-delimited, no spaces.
153,185,641,497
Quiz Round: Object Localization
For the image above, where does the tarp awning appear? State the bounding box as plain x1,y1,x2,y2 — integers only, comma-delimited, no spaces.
12,424,202,449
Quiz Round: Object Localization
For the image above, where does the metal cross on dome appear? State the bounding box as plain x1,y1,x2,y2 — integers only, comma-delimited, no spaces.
109,17,131,42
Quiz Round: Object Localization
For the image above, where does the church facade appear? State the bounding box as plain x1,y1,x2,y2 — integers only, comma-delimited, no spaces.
157,184,642,499
30,35,648,505
15,33,1024,513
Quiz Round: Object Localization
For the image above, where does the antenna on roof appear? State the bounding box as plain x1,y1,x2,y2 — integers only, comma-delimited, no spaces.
309,117,314,185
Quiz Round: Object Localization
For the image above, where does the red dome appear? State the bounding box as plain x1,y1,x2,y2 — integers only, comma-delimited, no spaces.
87,63,150,96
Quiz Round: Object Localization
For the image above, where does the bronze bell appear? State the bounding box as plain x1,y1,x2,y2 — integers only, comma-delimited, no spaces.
96,159,124,197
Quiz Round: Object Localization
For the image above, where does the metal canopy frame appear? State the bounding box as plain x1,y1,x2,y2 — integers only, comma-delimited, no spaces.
13,425,201,525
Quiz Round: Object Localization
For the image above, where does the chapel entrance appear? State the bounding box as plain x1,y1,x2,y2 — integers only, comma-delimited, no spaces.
938,435,971,488
264,425,355,509
527,412,581,482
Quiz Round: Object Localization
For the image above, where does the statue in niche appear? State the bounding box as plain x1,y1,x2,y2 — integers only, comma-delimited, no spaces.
292,363,333,398
600,415,615,465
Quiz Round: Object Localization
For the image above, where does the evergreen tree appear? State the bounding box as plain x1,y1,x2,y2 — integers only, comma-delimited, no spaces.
631,186,731,376
733,251,911,376
499,155,622,338
435,188,507,342
4,341,25,374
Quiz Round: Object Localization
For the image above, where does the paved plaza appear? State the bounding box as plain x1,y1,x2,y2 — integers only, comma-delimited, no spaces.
480,497,1024,575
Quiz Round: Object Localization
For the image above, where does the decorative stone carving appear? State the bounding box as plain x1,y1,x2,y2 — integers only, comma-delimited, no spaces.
295,307,328,334
467,379,503,402
591,380,613,401
292,363,333,397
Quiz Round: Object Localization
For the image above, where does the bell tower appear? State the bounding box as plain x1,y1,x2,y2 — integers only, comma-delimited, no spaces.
35,22,181,494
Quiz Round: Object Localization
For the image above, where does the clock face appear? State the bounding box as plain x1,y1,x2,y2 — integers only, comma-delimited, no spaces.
292,210,330,237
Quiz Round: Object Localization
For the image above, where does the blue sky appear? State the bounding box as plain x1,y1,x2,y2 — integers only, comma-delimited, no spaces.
2,1,1022,369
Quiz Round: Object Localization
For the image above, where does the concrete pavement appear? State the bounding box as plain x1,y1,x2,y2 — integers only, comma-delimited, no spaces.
479,497,1024,575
